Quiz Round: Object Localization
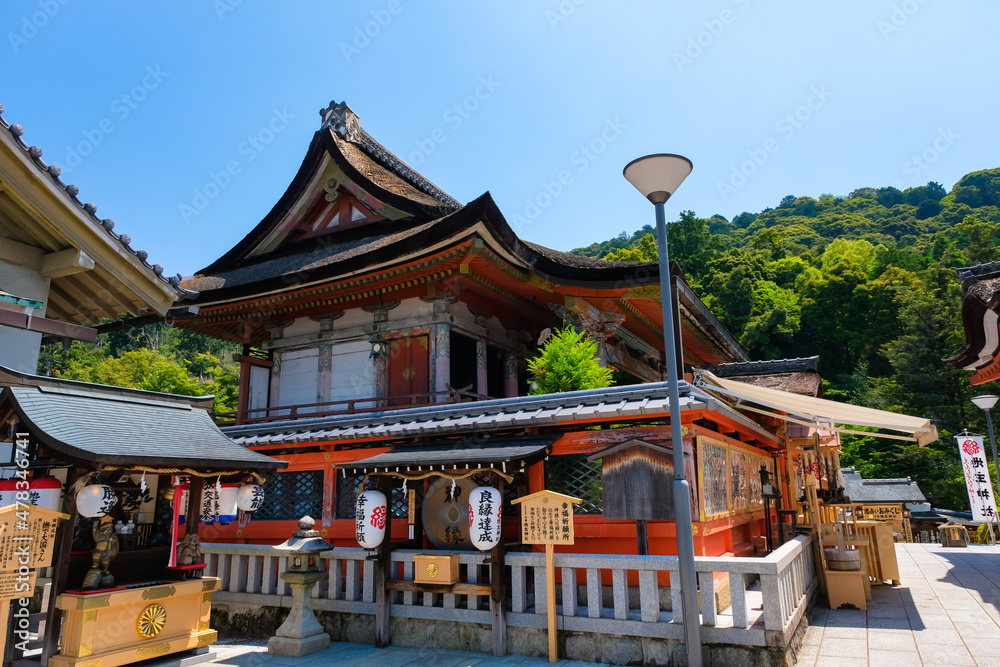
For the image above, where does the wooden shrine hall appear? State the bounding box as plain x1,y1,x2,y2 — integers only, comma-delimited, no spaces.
170,100,939,565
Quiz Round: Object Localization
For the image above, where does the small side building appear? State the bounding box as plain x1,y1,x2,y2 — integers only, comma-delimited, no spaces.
841,467,927,542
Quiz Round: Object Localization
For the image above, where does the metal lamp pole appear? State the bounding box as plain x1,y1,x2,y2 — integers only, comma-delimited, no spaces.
972,394,1000,540
624,154,702,666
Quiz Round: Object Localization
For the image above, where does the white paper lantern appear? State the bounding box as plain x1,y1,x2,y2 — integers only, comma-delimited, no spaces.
468,486,502,551
29,477,62,512
218,483,238,524
77,484,117,518
355,490,387,549
236,484,265,512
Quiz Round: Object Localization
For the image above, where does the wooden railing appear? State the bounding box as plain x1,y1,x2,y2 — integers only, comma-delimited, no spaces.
213,390,493,425
202,533,815,650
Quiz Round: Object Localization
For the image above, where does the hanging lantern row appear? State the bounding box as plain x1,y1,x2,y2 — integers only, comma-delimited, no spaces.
0,476,64,513
352,485,503,551
180,482,264,524
65,478,265,521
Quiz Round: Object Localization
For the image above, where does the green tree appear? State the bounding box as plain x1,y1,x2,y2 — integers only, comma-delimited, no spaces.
954,213,1000,265
527,327,613,394
739,281,801,359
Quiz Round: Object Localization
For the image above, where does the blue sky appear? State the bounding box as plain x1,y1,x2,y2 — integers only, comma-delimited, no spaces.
2,1,997,279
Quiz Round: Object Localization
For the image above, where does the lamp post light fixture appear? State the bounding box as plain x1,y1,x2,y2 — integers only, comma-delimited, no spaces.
971,394,1000,534
623,153,702,665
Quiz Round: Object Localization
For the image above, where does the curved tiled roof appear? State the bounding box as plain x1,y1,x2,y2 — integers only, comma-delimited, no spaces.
0,103,194,296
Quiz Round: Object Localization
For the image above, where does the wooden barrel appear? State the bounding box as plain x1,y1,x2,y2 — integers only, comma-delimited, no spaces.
825,547,861,571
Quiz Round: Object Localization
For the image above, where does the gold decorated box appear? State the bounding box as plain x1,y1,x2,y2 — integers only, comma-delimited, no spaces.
48,577,220,667
413,554,459,585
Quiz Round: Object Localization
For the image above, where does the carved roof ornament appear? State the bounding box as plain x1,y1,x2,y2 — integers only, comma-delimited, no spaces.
319,101,362,142
318,99,461,209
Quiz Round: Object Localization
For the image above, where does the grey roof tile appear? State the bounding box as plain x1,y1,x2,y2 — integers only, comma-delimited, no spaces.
6,385,283,471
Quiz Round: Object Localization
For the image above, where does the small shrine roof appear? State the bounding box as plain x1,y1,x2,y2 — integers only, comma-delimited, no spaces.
335,436,554,472
840,468,927,503
2,382,284,471
696,357,822,397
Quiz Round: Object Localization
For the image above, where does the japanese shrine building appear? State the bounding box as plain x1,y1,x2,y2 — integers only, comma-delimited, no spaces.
175,101,936,558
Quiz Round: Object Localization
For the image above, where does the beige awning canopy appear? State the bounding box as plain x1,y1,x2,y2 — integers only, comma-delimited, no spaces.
697,370,938,447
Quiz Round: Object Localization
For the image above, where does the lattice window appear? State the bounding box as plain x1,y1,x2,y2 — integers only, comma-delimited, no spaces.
256,470,324,521
545,455,603,514
336,474,417,519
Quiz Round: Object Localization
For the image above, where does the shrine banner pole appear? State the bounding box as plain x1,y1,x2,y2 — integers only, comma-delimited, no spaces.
545,543,556,663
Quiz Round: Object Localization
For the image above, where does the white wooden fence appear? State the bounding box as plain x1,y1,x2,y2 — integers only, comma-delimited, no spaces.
203,533,815,648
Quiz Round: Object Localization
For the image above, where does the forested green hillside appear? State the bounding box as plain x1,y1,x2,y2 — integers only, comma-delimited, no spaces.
573,168,1000,511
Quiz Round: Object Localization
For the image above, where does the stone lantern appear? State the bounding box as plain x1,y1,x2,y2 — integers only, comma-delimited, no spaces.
267,516,334,657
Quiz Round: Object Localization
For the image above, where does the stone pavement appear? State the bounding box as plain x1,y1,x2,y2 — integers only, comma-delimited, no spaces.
204,639,606,666
199,542,1000,666
798,542,1000,667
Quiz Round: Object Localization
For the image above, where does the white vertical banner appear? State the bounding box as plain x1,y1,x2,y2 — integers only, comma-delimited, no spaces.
956,436,999,523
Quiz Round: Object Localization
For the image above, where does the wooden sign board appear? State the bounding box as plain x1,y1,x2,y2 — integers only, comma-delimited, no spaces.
861,505,904,521
510,489,583,663
0,570,36,601
0,504,69,571
511,490,582,546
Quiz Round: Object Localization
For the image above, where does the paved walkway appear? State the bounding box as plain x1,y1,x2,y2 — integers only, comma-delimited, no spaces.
206,639,605,666
799,542,1000,666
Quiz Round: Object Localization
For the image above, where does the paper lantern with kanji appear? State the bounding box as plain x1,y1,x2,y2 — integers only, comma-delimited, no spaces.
77,484,117,518
355,490,387,549
468,486,502,551
29,476,62,512
236,483,265,512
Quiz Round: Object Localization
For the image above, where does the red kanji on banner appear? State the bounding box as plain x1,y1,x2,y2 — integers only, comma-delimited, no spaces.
963,440,981,456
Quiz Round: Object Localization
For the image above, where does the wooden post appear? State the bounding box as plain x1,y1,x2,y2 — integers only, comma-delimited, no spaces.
636,519,649,555
545,543,556,663
1,600,10,665
187,478,205,540
374,476,393,648
40,467,84,665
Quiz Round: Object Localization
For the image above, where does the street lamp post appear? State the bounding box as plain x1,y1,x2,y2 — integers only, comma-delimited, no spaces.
971,394,1000,541
623,154,702,666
